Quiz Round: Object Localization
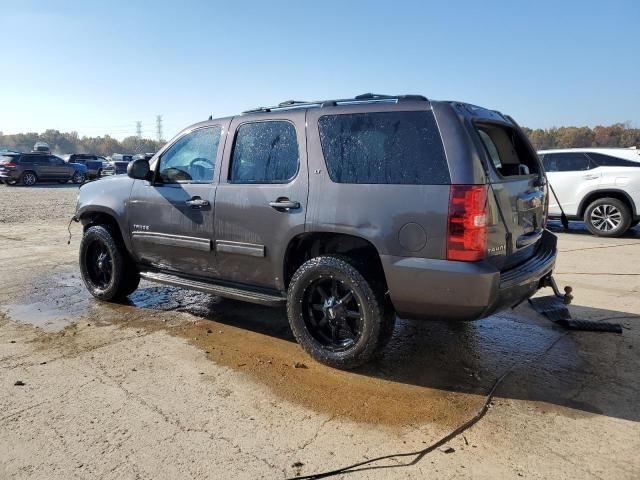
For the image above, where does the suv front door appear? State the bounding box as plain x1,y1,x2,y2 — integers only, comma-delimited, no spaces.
543,152,602,216
214,112,308,291
127,124,226,276
47,155,72,180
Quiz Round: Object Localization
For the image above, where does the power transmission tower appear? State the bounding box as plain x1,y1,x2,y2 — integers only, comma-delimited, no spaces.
156,115,163,142
135,121,142,139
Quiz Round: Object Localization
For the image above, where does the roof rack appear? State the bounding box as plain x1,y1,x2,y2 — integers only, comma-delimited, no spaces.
242,93,428,114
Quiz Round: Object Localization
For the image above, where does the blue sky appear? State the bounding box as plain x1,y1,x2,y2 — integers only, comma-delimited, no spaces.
1,0,638,140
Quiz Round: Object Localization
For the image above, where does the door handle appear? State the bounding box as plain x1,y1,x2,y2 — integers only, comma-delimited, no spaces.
185,197,209,208
269,198,300,210
584,174,599,180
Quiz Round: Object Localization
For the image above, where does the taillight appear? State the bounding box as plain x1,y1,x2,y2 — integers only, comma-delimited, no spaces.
0,162,17,169
447,185,488,261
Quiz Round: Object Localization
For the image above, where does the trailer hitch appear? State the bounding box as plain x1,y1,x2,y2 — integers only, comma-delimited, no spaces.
530,275,621,333
540,274,573,305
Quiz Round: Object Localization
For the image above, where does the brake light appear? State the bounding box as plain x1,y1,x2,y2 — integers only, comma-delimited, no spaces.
0,162,17,169
447,185,488,261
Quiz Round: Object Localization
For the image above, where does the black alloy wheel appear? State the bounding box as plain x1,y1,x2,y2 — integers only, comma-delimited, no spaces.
302,276,364,352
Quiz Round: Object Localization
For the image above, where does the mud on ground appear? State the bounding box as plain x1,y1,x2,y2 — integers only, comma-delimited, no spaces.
1,184,639,479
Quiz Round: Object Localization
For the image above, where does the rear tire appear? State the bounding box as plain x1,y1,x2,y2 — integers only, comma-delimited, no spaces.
79,225,140,301
584,197,631,237
287,255,391,370
72,171,86,184
20,171,37,186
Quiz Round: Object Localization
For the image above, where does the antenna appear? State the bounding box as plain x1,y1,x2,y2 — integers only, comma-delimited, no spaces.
135,121,142,139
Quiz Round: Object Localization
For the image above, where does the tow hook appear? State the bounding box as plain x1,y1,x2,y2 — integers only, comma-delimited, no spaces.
532,275,622,333
541,274,573,305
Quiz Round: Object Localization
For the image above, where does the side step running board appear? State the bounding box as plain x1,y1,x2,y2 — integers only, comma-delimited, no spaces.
139,271,286,307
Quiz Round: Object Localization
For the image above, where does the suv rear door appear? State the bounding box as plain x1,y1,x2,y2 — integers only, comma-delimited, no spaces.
541,152,601,216
20,154,49,179
473,120,547,270
214,111,308,291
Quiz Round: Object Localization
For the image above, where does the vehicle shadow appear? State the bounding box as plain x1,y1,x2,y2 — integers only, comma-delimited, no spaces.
129,286,640,423
547,220,640,238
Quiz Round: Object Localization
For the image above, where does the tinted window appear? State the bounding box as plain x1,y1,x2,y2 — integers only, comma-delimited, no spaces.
20,155,47,164
587,152,640,168
543,153,591,172
230,121,299,183
317,111,449,184
49,156,65,165
159,126,221,183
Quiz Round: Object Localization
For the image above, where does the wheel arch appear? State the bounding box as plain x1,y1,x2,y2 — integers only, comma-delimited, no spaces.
283,232,388,290
78,208,132,252
578,189,637,218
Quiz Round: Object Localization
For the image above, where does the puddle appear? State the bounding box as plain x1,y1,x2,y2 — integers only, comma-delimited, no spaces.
3,267,621,426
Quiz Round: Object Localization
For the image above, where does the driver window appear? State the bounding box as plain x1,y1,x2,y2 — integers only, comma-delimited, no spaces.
158,126,221,183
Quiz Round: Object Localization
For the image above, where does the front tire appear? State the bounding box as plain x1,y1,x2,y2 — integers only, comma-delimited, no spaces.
584,198,631,237
79,225,140,301
287,255,392,370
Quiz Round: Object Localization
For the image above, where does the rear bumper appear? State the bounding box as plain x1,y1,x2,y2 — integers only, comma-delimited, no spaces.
0,171,19,180
381,230,558,320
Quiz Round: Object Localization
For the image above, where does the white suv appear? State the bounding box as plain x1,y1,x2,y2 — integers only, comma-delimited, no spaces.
538,148,640,237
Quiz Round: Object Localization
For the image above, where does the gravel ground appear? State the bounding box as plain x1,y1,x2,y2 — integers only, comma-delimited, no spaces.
0,183,78,224
0,184,639,479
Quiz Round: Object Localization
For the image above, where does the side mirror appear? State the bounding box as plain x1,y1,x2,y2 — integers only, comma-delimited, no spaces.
127,158,150,180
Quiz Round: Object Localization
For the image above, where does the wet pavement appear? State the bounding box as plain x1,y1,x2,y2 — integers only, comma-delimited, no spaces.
3,264,638,427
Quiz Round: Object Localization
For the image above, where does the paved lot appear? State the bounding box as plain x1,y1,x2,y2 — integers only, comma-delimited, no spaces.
1,183,639,479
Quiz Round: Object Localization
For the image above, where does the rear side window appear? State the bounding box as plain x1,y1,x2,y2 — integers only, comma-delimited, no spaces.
230,121,299,183
318,111,449,185
543,153,592,172
19,155,46,164
587,152,640,168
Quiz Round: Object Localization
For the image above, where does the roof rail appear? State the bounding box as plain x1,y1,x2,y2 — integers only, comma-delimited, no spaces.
242,94,429,114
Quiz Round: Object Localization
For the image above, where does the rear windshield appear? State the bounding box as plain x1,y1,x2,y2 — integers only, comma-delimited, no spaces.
476,124,540,177
317,111,449,185
0,154,19,162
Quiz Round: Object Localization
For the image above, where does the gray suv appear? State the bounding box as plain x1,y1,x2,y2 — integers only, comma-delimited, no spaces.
74,94,557,369
0,152,87,186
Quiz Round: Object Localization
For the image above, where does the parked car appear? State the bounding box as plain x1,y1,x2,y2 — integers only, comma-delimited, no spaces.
62,154,110,179
0,152,87,186
74,94,557,369
133,153,156,161
539,148,640,236
32,142,50,153
109,154,134,174
98,156,115,175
